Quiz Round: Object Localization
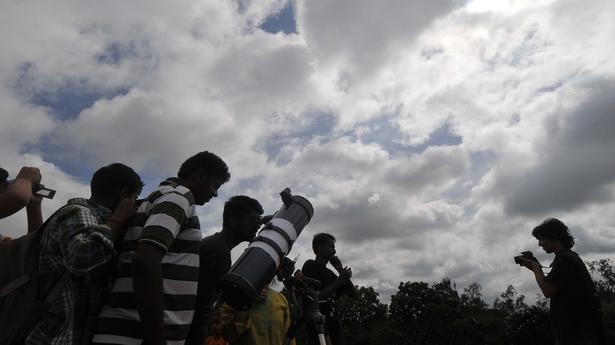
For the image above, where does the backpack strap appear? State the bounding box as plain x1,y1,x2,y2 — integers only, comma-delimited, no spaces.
46,271,71,305
33,204,83,312
0,275,30,299
37,270,72,314
0,205,74,305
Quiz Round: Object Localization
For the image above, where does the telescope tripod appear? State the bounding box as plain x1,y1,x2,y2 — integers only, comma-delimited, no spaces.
283,280,331,345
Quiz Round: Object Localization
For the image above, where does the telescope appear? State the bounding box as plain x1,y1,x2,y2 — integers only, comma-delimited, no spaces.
219,188,314,310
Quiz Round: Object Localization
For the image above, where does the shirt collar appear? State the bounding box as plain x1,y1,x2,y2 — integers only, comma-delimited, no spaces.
160,177,194,202
67,198,112,219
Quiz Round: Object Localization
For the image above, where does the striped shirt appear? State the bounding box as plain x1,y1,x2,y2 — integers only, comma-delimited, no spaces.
93,178,202,345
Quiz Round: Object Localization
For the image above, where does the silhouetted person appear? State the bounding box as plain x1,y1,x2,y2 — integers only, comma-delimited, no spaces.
519,218,606,345
301,233,358,345
186,195,264,345
93,151,230,345
26,163,142,344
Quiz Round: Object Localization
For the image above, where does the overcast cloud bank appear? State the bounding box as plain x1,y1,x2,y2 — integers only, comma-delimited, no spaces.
1,0,614,303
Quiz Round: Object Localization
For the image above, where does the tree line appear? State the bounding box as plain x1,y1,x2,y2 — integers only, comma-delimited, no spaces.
329,258,615,345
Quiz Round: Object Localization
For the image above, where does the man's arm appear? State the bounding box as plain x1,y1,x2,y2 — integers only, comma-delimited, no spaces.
532,266,560,298
302,260,352,300
520,259,560,298
186,251,230,345
133,191,190,345
26,196,43,232
344,280,360,299
317,266,352,300
0,167,40,219
330,256,359,299
133,242,166,345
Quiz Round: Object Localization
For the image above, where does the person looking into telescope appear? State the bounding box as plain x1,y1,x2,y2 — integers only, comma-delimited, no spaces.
301,233,358,345
186,195,264,345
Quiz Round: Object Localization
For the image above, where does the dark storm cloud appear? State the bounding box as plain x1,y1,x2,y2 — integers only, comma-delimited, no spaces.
310,196,457,245
311,199,427,243
385,146,470,194
503,79,615,216
402,257,442,279
571,223,615,256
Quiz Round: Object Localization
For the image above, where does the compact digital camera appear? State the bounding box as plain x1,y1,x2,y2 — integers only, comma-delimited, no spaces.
514,251,539,265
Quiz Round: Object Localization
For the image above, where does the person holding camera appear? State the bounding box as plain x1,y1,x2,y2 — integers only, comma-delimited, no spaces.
186,195,265,345
517,218,606,345
0,166,44,236
301,233,358,345
26,163,142,345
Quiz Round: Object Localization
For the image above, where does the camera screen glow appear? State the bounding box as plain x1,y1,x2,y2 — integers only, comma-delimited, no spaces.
37,189,51,196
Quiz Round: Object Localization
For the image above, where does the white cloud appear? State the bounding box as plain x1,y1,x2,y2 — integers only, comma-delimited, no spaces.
2,0,615,305
296,0,461,79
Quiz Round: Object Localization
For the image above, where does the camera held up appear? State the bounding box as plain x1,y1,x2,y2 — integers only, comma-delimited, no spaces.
514,251,539,266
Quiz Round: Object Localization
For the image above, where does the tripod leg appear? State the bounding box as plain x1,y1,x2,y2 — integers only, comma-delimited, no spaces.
284,318,302,345
318,333,328,345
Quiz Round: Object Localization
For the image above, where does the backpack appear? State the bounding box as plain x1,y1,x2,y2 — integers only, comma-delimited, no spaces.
0,206,72,345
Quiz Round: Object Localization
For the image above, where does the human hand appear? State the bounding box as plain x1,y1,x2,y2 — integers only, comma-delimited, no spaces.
338,266,352,281
517,257,541,272
110,197,137,223
27,194,43,206
16,167,41,188
330,256,343,270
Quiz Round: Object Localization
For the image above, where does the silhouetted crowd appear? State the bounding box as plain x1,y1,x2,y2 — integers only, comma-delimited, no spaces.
0,152,607,345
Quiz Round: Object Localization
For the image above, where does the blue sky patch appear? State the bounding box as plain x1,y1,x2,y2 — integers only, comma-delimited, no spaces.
29,84,129,121
260,0,297,34
95,42,137,65
15,62,129,121
356,115,408,153
357,117,463,156
261,112,335,163
443,150,496,203
416,121,463,149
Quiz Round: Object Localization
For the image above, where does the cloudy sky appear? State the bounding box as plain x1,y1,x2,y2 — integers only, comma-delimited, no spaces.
2,0,614,303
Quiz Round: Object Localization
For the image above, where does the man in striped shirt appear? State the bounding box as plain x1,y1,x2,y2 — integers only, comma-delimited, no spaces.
93,151,230,345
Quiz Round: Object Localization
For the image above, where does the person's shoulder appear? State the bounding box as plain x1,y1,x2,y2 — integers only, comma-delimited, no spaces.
301,259,318,271
555,249,581,263
552,250,585,271
270,289,289,304
301,259,322,277
200,233,228,253
200,233,231,272
54,199,95,220
302,259,316,267
201,232,223,244
154,178,196,207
